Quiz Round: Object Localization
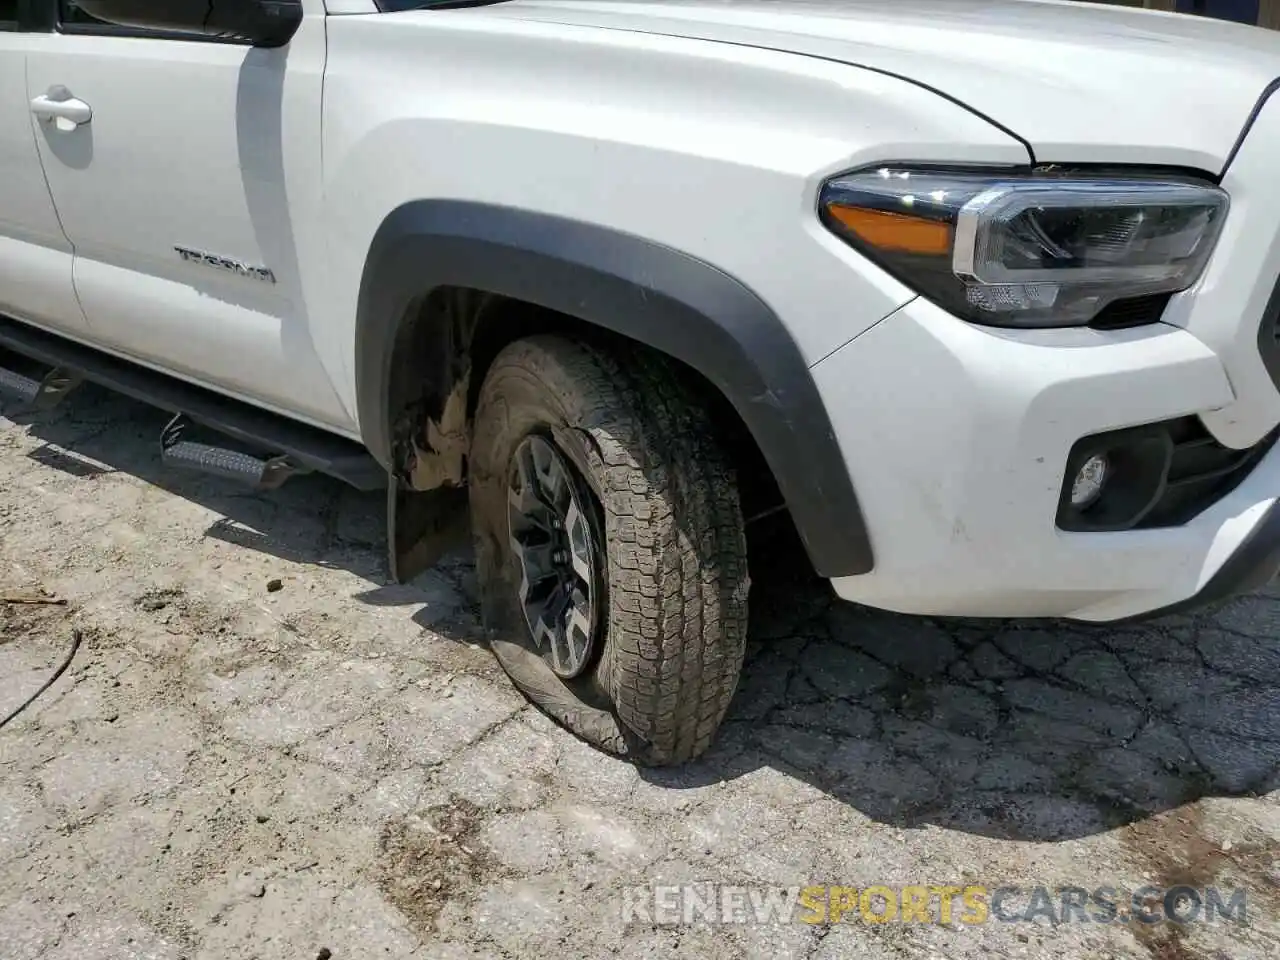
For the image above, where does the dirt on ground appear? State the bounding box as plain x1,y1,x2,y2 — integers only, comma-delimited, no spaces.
1,385,1278,960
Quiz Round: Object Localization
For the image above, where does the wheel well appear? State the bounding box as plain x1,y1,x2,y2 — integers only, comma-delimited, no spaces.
386,286,785,525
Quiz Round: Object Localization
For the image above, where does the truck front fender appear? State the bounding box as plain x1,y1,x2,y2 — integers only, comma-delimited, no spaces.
355,200,873,578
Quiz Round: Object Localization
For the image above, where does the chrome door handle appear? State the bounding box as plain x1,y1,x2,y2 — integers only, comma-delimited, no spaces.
30,86,92,127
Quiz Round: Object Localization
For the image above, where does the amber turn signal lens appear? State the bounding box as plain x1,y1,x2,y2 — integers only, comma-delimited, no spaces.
824,205,953,256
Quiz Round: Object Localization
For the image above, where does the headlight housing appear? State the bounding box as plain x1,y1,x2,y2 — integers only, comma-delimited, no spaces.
819,167,1229,328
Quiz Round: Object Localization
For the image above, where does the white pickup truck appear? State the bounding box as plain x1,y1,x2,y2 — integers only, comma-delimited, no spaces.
3,0,1280,764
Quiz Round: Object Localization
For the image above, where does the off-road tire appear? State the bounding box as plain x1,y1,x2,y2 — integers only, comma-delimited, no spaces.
468,334,749,765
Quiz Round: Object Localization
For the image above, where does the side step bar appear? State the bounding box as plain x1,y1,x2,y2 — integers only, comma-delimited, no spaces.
0,316,385,492
161,414,299,490
0,365,41,405
0,363,82,412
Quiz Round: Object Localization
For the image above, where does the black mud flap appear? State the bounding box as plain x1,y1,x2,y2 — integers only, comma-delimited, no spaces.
387,482,470,583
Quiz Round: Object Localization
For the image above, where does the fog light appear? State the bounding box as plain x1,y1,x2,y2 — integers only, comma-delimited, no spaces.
1071,454,1109,509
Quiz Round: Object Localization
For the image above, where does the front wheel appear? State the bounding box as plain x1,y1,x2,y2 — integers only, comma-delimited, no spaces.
468,335,749,765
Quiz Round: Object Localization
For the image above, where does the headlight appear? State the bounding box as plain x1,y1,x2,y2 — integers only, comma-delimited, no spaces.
819,167,1229,328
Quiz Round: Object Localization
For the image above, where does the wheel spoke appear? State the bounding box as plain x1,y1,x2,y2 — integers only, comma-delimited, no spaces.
509,444,555,535
548,617,573,675
506,432,602,679
530,435,570,514
565,599,592,667
536,581,571,649
508,484,552,534
520,540,557,582
563,499,594,586
512,538,557,611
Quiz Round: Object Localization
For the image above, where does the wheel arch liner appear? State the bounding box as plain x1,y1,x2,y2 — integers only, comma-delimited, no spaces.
355,199,873,577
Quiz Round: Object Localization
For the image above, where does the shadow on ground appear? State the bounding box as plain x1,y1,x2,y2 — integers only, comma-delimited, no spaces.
7,384,390,581
651,521,1280,845
10,384,1280,846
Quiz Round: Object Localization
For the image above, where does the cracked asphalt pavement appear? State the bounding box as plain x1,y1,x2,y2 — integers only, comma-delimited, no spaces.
2,385,1279,960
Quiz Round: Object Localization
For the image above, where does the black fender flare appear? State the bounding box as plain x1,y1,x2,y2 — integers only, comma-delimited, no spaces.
355,200,873,578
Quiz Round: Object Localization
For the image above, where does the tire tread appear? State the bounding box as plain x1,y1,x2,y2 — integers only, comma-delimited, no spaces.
477,335,748,765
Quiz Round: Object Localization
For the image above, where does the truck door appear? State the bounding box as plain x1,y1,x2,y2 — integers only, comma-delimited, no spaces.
22,0,356,434
0,3,88,336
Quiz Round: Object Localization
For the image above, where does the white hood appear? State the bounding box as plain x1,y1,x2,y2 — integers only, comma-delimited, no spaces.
482,0,1280,173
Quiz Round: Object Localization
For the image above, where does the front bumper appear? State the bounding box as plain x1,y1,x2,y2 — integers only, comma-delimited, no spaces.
813,296,1280,622
814,86,1280,623
1114,499,1280,623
